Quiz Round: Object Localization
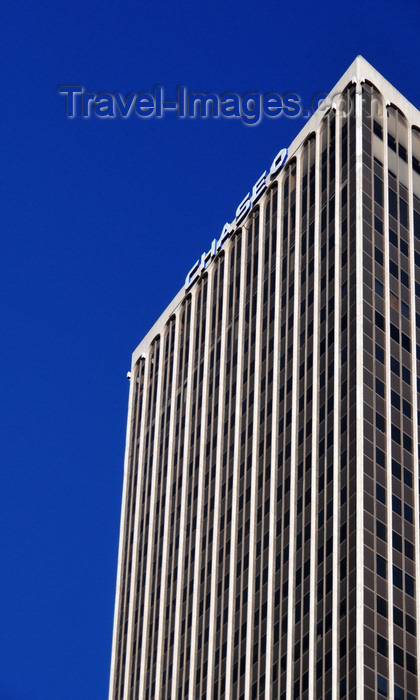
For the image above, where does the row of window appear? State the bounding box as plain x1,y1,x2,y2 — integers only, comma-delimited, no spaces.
377,595,417,635
374,344,411,384
378,673,416,699
375,411,413,452
376,448,412,484
375,379,412,419
375,312,412,352
377,635,417,673
377,555,415,596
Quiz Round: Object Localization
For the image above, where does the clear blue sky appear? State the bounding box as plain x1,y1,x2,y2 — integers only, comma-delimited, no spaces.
1,1,419,698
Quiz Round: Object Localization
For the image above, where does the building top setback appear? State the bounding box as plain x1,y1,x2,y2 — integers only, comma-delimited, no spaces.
131,55,420,365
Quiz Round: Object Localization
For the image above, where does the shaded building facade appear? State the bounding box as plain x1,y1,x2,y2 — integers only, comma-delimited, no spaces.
109,57,420,699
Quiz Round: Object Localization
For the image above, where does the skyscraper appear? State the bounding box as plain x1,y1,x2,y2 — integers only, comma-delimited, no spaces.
109,56,420,699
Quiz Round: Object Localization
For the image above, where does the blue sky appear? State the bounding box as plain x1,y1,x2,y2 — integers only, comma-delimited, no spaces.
1,1,419,698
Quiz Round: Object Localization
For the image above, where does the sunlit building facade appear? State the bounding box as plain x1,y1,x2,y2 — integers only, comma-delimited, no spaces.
109,57,420,699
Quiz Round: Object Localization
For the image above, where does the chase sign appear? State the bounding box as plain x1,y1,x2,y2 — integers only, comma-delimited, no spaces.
185,147,288,288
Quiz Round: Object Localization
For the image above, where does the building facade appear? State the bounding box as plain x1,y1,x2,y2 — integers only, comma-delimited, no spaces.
109,57,420,699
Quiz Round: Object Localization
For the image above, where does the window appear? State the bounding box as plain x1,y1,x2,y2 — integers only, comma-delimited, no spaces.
376,447,385,468
391,357,400,376
400,198,408,228
407,651,417,674
374,121,383,139
376,378,385,397
376,413,385,431
377,674,388,697
375,311,385,330
374,175,383,205
391,390,400,409
403,467,412,487
376,483,386,503
390,260,399,279
376,520,387,540
389,229,398,248
392,531,402,552
394,644,404,667
391,424,401,444
392,494,401,515
377,634,388,656
393,605,403,628
401,332,411,352
377,554,387,578
391,459,401,478
401,300,409,318
401,269,409,287
375,345,385,364
389,189,397,218
402,364,411,383
394,686,404,700
375,247,384,265
405,539,414,560
406,613,416,636
393,565,403,589
402,399,411,418
403,433,412,453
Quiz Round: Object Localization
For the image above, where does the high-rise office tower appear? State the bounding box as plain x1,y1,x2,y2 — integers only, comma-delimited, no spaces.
109,56,420,699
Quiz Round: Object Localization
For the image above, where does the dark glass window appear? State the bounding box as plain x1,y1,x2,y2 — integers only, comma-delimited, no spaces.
376,484,386,503
401,300,409,318
376,519,387,540
391,357,400,376
377,674,388,697
376,448,385,468
374,176,383,205
404,503,413,523
375,247,383,265
373,121,383,139
393,565,403,589
376,378,385,397
389,260,399,280
375,279,384,297
377,555,387,578
402,399,411,418
377,634,388,656
375,345,385,364
392,495,401,515
375,311,385,330
377,595,388,617
394,686,404,700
